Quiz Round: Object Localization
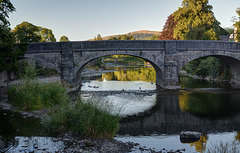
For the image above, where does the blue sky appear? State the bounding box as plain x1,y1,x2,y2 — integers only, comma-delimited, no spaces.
9,0,240,41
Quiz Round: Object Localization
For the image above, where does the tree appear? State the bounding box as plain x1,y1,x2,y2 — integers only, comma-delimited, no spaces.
0,0,15,26
60,35,69,42
95,34,102,41
236,7,240,17
173,0,220,40
0,0,16,71
13,21,41,43
159,14,176,40
224,27,234,35
13,21,57,43
234,8,240,42
0,25,15,71
38,27,56,42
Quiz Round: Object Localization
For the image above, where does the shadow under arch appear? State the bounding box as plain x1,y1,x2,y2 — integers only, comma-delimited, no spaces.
178,54,240,84
74,54,163,88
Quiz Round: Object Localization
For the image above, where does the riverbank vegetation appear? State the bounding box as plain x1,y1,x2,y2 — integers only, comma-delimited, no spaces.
6,64,120,138
182,57,231,80
43,99,120,138
7,64,67,110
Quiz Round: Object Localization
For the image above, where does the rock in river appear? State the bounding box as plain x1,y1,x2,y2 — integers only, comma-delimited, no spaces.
180,131,202,143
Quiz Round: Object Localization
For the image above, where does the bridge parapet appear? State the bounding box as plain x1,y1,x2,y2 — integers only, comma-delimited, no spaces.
176,40,240,51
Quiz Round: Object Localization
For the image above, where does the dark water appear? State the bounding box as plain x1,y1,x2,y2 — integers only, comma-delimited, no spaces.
1,65,240,152
0,108,64,152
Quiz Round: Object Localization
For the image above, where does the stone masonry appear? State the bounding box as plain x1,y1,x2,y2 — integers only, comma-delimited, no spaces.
25,40,240,89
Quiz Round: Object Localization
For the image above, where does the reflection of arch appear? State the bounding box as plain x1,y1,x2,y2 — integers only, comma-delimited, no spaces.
178,51,240,83
74,53,163,86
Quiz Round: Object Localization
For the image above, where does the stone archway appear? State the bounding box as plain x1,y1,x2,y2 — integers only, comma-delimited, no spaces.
73,53,164,89
177,51,240,84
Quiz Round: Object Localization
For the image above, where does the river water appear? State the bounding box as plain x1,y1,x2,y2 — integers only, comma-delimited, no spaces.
1,65,240,152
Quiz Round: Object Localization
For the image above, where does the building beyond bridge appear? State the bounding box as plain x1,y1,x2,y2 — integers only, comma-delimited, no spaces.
25,40,240,89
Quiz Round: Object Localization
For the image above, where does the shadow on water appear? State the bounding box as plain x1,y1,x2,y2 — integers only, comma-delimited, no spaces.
0,108,50,152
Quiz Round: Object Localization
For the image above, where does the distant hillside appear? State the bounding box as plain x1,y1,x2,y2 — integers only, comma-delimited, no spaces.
88,30,162,41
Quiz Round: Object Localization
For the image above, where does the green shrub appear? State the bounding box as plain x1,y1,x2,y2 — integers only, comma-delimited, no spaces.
43,99,120,138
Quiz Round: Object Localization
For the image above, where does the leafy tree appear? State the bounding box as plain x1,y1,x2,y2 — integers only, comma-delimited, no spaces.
0,0,16,71
236,7,240,16
13,21,56,43
159,14,176,40
218,26,230,35
13,21,41,43
0,25,15,71
94,34,102,41
173,0,220,40
60,35,69,42
224,27,234,35
38,27,56,42
234,7,240,42
0,0,15,26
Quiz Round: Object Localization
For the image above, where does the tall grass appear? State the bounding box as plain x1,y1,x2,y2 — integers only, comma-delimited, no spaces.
7,63,69,110
207,141,240,153
7,81,69,110
43,98,120,138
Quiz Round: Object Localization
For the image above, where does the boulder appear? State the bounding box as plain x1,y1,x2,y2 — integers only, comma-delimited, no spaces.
180,131,202,143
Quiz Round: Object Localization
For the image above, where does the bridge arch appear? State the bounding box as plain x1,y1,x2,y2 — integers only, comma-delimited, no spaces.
74,52,164,87
178,51,240,83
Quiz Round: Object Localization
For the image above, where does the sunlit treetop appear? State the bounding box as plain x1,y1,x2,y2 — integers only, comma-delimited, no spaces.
173,0,220,40
60,35,69,42
236,7,240,17
13,21,56,43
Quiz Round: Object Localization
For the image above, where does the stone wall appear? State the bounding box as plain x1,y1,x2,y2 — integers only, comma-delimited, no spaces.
0,71,14,87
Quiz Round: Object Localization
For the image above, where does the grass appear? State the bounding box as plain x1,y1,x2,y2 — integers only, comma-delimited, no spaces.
7,63,68,110
43,98,120,138
7,80,69,110
207,141,240,153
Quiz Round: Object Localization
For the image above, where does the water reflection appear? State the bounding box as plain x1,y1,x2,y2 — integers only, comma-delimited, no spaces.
81,65,240,152
187,134,208,152
6,136,64,153
99,66,156,82
0,109,64,152
178,92,240,118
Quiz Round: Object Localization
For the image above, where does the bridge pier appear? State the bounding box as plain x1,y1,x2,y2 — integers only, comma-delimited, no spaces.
160,41,181,89
155,63,181,90
60,42,75,86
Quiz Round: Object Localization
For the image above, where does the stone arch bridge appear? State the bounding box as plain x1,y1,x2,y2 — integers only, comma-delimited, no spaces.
25,40,240,89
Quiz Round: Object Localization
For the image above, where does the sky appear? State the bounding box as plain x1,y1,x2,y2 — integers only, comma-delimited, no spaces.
9,0,240,41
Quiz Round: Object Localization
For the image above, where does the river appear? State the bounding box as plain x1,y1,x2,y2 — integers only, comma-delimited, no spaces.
1,64,240,152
